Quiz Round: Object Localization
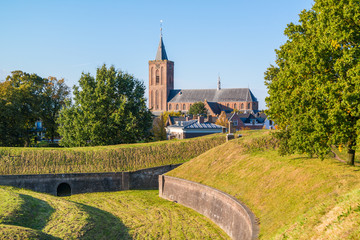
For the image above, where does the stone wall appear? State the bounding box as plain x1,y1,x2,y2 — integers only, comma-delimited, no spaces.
0,164,181,196
130,164,181,189
159,175,259,240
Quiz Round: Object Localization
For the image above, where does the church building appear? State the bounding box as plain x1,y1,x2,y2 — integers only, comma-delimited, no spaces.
148,31,258,116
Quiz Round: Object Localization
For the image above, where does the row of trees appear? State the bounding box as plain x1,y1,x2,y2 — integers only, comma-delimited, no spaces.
0,65,153,147
0,71,69,146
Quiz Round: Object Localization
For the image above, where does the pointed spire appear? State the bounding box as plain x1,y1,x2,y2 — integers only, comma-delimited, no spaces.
217,75,221,90
155,20,168,60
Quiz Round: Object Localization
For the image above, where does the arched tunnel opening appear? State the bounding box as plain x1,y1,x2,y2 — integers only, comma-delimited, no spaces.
57,182,71,197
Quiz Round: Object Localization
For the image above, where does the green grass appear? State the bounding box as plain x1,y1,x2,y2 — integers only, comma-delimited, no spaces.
168,130,360,239
0,186,229,239
332,145,360,165
0,134,225,175
68,190,229,239
0,225,59,240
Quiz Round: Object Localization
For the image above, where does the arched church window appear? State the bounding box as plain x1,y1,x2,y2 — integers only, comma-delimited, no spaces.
151,67,154,85
227,103,230,108
241,103,244,109
150,91,154,109
155,90,159,110
248,103,251,109
160,91,163,110
234,103,237,109
169,104,172,110
183,104,186,110
176,104,179,110
161,67,164,85
156,70,159,85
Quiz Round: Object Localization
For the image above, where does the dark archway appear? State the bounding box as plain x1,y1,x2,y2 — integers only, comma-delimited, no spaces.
57,183,71,197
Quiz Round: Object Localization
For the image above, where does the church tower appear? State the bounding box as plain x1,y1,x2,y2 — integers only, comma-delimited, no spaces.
148,27,174,114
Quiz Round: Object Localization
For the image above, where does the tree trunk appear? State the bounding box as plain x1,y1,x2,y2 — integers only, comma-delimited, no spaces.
347,145,356,166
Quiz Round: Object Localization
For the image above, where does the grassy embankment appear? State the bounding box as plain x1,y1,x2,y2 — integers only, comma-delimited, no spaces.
0,134,225,175
332,146,360,165
168,130,360,239
0,186,229,239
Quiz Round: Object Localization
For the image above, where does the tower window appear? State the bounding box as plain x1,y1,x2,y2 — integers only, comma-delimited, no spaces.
169,104,172,110
234,103,237,109
176,104,179,110
183,104,186,110
241,103,244,109
156,69,160,85
155,90,159,110
248,103,251,109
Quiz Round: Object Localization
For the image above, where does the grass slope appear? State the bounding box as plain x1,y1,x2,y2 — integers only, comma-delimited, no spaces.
168,130,360,239
68,190,229,239
0,134,225,175
0,186,228,239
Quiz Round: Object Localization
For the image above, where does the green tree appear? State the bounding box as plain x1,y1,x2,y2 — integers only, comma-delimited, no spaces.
57,65,152,147
188,101,207,116
0,71,70,146
152,115,167,141
41,77,70,143
265,0,360,165
0,71,47,146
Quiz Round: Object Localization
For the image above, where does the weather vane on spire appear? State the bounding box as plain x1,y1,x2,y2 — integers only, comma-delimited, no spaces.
160,20,163,37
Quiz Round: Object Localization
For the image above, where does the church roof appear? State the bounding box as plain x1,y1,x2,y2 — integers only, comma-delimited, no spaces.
167,88,257,103
155,36,168,60
206,101,222,115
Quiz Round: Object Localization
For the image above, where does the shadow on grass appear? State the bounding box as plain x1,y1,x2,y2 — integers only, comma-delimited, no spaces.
2,194,55,231
289,156,313,161
0,224,61,240
75,202,132,240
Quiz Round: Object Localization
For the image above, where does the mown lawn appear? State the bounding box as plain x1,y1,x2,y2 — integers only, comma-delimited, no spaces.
168,130,360,239
0,186,229,239
68,190,229,239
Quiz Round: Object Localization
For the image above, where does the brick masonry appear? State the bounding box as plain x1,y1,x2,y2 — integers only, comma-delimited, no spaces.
159,175,259,240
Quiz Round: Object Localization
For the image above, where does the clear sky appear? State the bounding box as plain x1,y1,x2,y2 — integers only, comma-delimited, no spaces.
0,0,314,109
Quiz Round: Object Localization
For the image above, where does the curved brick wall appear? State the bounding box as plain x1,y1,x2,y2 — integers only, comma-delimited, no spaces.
159,175,259,240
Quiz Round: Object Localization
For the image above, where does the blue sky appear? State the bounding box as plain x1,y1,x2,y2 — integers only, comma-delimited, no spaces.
0,0,314,109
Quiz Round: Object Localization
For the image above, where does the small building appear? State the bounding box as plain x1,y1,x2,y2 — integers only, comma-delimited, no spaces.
264,117,276,130
30,120,46,142
166,116,224,139
228,113,245,131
